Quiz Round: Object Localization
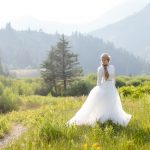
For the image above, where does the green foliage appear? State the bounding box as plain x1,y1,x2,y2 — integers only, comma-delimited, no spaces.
0,81,4,95
39,121,65,142
0,117,10,138
0,88,21,113
64,80,92,96
34,82,50,96
115,77,126,88
12,80,34,95
0,76,48,96
119,82,150,98
0,75,149,149
0,76,13,87
2,94,150,150
126,79,142,86
116,75,150,88
41,34,83,95
83,73,97,86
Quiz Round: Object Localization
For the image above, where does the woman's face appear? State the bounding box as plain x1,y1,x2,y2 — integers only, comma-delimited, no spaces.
101,57,109,66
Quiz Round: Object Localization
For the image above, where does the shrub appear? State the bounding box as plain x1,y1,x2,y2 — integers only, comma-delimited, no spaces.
115,78,126,88
118,82,150,98
0,88,21,113
126,79,142,87
64,80,92,96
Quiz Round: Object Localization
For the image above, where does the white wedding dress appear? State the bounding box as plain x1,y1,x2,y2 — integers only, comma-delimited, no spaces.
66,64,132,127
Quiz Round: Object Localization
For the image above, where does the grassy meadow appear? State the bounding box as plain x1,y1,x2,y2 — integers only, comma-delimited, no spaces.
0,75,150,150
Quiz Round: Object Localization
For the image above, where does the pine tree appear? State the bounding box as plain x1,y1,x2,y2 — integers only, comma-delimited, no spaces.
41,35,83,95
40,46,58,94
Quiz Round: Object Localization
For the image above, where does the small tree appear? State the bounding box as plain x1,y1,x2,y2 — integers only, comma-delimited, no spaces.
55,35,83,91
41,35,83,96
40,46,58,94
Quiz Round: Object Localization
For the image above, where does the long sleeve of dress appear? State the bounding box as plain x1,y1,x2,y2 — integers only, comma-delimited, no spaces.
96,67,103,86
111,65,116,84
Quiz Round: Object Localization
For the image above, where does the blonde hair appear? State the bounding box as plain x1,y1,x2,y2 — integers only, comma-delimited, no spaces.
100,52,111,62
100,52,111,80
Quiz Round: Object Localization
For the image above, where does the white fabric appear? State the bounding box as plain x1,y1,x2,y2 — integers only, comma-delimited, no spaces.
66,64,132,127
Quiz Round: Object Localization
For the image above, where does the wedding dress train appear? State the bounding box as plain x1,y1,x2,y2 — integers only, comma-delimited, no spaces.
66,64,132,127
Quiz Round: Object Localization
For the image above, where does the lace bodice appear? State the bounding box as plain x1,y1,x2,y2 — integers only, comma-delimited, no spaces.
97,64,115,86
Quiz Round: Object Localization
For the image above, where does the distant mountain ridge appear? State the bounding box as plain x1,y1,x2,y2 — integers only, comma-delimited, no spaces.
0,23,149,75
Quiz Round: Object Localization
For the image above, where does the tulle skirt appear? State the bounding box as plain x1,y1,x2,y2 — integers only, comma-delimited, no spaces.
66,81,132,127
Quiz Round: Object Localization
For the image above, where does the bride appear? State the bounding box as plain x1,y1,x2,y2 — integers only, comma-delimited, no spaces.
66,52,132,127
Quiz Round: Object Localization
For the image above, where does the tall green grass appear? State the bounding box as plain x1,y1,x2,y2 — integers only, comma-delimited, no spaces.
0,75,149,149
1,94,149,150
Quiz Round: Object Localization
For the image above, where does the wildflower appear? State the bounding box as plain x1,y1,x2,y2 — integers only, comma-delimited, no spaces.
92,143,99,148
83,143,88,149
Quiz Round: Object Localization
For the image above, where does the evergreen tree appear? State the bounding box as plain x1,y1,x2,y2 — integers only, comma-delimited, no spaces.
40,46,58,94
41,35,83,95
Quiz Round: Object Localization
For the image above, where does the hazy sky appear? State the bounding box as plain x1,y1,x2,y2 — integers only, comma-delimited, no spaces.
0,0,127,24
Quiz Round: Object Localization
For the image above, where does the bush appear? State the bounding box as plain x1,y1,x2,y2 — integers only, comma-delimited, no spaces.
12,80,35,95
83,73,96,85
115,78,126,88
0,76,13,87
126,79,142,87
0,88,21,113
34,82,50,96
118,82,150,98
64,80,92,96
119,86,134,97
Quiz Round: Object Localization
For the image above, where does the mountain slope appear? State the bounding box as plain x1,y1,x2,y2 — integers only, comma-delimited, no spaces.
0,24,149,75
90,3,150,62
85,0,150,32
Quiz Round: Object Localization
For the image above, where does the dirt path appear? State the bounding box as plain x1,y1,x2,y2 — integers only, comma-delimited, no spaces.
0,122,27,149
